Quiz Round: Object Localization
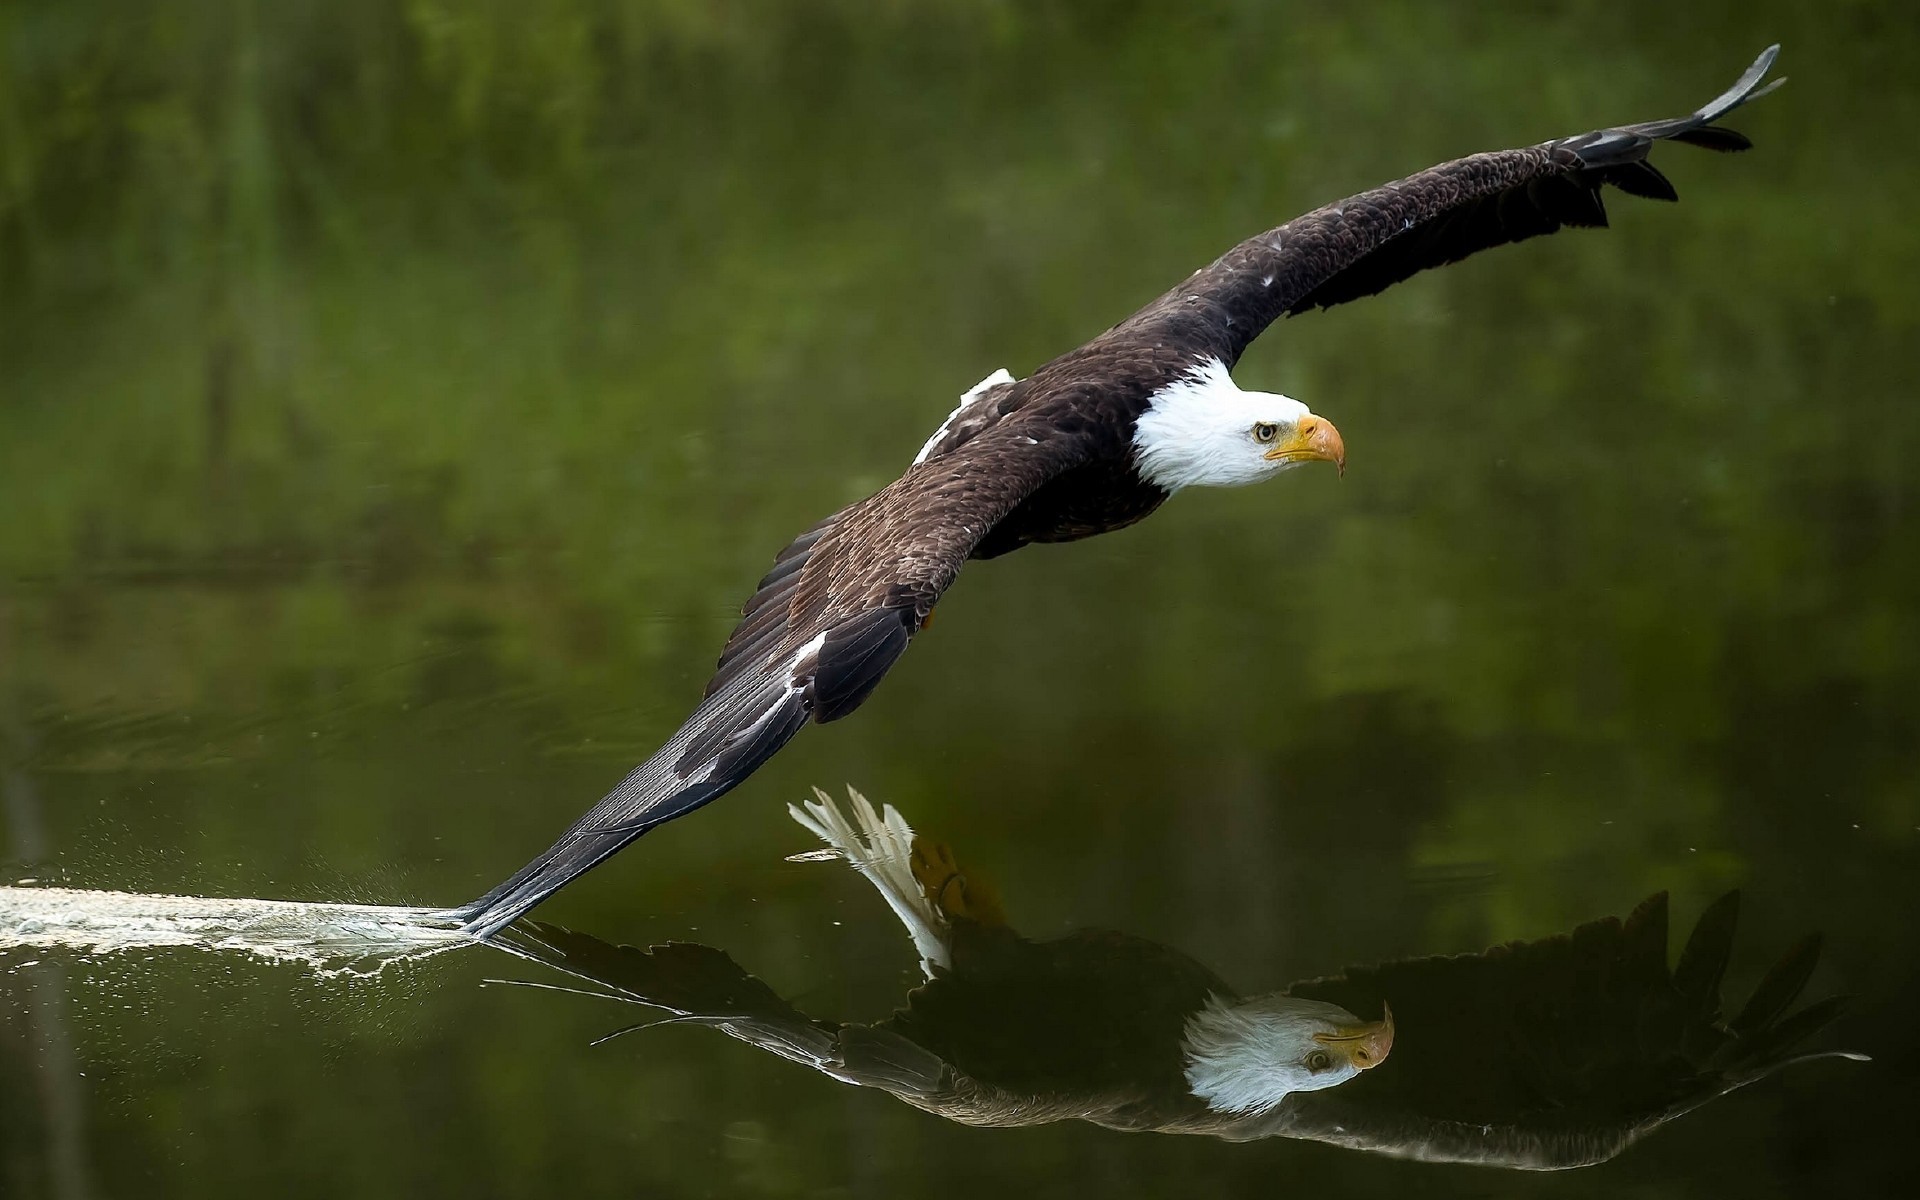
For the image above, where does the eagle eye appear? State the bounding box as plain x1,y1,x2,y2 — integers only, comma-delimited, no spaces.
1305,1050,1332,1072
1252,422,1280,444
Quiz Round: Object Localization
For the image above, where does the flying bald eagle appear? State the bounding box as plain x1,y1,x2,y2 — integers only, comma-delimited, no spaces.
491,788,1856,1167
456,48,1784,936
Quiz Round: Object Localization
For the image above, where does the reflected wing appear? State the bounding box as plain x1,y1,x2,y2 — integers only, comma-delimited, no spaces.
1115,47,1782,367
491,923,954,1099
1263,892,1857,1168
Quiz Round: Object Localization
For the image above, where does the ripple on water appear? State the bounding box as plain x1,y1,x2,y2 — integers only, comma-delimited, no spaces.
0,886,476,978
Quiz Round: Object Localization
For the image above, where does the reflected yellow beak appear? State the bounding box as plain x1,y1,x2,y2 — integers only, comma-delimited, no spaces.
1264,415,1346,476
1311,1001,1393,1071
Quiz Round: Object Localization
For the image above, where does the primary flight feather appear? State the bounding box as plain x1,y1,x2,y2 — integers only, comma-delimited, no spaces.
456,47,1784,936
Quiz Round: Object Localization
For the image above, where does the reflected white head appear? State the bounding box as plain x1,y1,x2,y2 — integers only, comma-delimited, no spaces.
1183,993,1394,1114
1132,358,1345,492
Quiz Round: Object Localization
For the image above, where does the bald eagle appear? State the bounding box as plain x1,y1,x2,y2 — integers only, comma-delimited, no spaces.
490,788,1855,1167
457,48,1784,935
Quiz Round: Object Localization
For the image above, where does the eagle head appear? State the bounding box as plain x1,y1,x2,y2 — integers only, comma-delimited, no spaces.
1132,358,1344,491
1182,993,1393,1115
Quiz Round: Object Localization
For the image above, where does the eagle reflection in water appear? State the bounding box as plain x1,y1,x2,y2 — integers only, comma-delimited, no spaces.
491,789,1856,1171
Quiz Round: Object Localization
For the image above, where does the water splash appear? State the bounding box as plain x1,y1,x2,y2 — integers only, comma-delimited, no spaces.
0,886,474,976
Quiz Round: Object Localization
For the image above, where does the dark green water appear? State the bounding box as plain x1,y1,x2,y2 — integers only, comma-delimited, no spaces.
2,3,1915,1196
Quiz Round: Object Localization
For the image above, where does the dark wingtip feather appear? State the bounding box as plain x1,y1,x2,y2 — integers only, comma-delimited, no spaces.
1607,160,1680,201
1586,47,1783,164
813,608,914,722
1725,994,1850,1070
1674,890,1741,1008
1732,931,1823,1036
1694,45,1782,125
1668,126,1755,153
1623,890,1671,941
1569,185,1609,227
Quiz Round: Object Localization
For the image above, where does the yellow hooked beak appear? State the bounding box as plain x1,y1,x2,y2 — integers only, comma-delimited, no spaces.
1264,415,1346,477
1311,1001,1393,1071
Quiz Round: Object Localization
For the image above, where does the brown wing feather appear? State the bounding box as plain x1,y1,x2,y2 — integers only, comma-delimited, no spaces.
1112,46,1781,367
707,416,1094,718
706,510,849,699
797,417,1093,719
916,373,1027,466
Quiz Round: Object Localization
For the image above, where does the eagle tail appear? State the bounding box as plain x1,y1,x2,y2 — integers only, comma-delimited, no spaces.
449,667,811,938
788,786,950,974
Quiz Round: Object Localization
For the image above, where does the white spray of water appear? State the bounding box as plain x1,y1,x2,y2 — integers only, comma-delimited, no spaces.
0,886,475,977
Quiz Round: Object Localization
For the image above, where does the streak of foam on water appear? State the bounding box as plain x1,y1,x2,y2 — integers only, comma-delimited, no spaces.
0,886,475,978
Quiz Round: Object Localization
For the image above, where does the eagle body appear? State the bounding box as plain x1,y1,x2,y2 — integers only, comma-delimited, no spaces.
880,923,1232,1130
457,48,1784,935
969,456,1169,560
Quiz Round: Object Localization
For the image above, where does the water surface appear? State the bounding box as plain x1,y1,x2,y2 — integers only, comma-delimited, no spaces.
2,4,1915,1197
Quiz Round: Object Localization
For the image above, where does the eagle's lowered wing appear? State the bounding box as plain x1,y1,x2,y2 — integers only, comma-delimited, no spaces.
1261,892,1860,1168
490,923,954,1098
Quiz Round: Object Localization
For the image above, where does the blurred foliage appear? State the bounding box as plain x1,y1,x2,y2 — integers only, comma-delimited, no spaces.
1,1,1916,1197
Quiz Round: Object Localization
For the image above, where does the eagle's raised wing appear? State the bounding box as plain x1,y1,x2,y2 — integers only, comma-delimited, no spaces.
1258,892,1860,1168
1116,46,1782,368
455,420,1089,936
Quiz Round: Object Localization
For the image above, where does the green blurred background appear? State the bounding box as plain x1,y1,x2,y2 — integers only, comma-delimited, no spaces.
1,1,1915,1196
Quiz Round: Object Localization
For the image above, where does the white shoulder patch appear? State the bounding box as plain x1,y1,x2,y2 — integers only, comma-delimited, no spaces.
913,368,1016,465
